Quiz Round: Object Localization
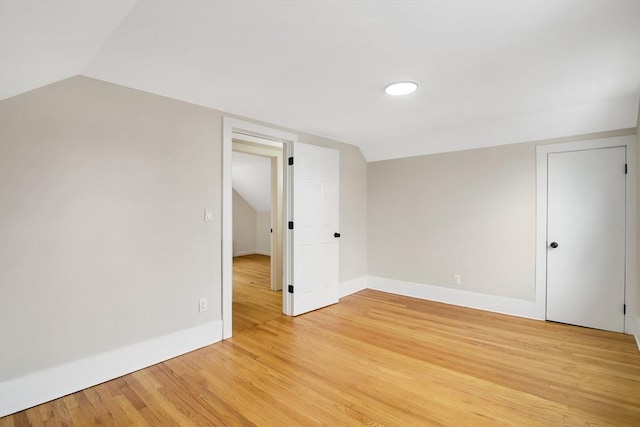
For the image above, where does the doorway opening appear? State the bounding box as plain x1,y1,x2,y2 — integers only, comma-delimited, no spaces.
231,139,283,334
222,118,297,339
223,118,342,338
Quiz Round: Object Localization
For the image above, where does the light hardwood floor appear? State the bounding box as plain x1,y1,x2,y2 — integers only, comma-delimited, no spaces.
1,256,639,426
232,254,283,334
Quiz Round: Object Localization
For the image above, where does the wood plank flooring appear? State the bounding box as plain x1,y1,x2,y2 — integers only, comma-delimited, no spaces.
1,256,639,425
232,254,283,334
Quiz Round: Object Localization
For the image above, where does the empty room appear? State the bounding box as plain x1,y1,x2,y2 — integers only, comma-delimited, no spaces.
1,1,639,426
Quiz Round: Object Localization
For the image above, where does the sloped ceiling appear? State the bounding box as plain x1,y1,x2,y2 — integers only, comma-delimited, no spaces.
1,1,639,161
232,152,271,213
0,0,136,100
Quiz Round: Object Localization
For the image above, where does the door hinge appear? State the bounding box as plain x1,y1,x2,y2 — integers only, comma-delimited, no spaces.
288,157,294,165
625,163,628,174
288,285,294,293
288,221,294,229
623,304,626,314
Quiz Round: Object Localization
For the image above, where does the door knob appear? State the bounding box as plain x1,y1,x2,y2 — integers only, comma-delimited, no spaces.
334,232,341,238
549,242,559,248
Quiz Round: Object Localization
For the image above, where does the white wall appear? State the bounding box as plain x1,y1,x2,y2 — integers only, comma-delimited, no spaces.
231,193,271,257
232,151,272,257
232,152,271,212
256,211,271,255
232,190,257,256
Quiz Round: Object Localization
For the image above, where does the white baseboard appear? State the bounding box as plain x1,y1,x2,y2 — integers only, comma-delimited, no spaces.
233,250,255,257
233,250,271,257
367,276,544,320
0,320,223,417
339,276,368,299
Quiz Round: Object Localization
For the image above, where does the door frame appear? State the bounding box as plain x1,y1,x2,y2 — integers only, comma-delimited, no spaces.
223,117,296,339
535,135,637,335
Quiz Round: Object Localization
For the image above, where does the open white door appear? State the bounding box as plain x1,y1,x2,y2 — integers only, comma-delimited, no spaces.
290,143,340,316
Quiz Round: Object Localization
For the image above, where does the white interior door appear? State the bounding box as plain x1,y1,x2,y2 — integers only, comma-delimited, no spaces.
546,147,626,332
291,143,339,316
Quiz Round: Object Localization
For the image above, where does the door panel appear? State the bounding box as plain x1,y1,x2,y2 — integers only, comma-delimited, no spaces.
292,143,339,316
546,147,626,332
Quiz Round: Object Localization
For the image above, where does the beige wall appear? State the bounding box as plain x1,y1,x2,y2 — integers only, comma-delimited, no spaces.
255,211,271,255
0,76,368,382
232,190,257,256
368,142,537,300
368,129,637,302
0,76,221,381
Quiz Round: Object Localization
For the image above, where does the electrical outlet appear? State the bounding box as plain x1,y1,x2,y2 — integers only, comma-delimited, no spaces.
199,298,208,313
453,274,461,285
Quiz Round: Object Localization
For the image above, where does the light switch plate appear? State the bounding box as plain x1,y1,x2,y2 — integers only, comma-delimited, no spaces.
204,209,213,222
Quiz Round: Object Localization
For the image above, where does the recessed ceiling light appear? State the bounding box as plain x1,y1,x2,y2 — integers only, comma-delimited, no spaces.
384,81,418,96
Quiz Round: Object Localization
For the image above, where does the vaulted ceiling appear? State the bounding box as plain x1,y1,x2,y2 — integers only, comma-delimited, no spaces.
232,152,271,213
1,1,638,161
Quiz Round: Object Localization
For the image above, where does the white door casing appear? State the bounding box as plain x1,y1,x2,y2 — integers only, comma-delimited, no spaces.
536,135,638,337
290,143,340,316
222,118,298,338
546,147,626,332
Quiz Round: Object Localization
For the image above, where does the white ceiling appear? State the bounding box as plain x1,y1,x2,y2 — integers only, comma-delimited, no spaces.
0,0,136,101
1,1,639,161
232,152,271,212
